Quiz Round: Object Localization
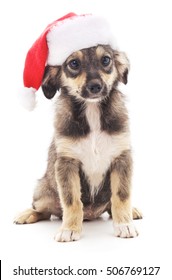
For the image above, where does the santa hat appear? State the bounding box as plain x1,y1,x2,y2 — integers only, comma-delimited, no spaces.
20,13,117,111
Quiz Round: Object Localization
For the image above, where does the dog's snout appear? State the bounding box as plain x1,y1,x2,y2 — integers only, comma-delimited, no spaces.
87,80,102,94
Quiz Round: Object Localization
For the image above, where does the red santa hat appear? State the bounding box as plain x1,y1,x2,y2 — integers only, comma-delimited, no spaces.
20,13,117,111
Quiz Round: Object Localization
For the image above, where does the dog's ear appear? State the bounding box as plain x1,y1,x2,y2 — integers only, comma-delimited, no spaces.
114,51,130,84
42,66,61,99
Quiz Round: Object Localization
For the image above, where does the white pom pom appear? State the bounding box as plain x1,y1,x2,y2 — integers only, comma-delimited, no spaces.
19,87,37,111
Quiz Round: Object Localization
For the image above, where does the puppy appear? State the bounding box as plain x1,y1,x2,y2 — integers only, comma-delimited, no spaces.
15,44,142,242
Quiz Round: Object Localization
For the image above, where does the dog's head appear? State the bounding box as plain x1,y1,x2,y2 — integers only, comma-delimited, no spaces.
42,45,129,102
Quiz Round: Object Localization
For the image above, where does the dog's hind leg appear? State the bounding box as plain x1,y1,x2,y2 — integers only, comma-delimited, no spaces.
14,208,51,224
14,175,62,224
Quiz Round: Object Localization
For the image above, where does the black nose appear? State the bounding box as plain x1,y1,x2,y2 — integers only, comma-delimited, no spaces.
87,80,102,94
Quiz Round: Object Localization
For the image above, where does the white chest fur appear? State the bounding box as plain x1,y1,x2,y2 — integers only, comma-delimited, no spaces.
70,103,130,196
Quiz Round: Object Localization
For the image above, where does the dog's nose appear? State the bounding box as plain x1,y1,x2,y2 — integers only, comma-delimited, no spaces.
87,80,102,94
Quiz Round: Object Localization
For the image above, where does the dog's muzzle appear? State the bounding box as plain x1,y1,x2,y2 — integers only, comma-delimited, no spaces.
85,79,105,99
87,79,103,94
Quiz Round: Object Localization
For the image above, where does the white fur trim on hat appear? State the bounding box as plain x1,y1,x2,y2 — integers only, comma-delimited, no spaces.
19,87,37,111
47,14,117,65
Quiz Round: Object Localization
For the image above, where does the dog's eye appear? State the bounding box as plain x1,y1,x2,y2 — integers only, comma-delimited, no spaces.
101,56,111,67
68,59,80,70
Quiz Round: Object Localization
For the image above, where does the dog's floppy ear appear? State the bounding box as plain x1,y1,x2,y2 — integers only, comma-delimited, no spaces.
42,66,61,99
114,51,130,84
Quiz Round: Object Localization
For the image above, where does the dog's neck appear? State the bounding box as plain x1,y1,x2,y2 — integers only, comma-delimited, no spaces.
85,102,101,132
55,89,128,138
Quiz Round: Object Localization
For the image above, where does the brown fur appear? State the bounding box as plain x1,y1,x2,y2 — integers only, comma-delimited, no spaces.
14,45,142,241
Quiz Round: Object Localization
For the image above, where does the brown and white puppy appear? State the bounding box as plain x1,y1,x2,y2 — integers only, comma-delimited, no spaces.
14,45,142,242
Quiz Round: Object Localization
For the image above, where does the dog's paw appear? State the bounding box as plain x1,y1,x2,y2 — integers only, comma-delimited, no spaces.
114,222,138,238
54,230,81,242
14,209,50,224
14,208,51,224
132,207,143,220
14,210,37,224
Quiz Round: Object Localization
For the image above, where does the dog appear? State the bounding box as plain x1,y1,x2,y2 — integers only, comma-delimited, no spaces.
14,44,142,242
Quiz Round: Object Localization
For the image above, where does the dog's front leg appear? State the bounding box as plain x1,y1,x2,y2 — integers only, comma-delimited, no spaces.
54,157,83,242
111,150,138,238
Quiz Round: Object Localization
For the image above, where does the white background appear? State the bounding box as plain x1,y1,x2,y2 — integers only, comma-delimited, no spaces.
0,0,172,279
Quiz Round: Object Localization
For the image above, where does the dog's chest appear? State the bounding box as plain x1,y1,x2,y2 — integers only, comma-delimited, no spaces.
71,103,130,194
82,104,112,175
